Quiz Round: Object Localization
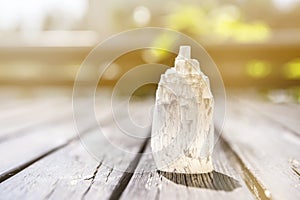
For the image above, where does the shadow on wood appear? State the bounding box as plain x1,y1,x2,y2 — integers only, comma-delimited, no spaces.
158,170,241,191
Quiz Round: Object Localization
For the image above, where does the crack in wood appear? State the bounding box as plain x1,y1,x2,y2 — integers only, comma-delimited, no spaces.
106,168,113,183
0,119,101,184
81,162,102,200
289,159,300,178
44,180,59,199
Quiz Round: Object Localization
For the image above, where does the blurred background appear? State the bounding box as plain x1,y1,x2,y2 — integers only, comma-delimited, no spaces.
1,0,300,101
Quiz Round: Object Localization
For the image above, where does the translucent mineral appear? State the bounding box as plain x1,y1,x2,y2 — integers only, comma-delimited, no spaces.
151,46,214,174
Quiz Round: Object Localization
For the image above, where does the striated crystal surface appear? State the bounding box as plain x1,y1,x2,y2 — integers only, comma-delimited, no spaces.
151,46,214,173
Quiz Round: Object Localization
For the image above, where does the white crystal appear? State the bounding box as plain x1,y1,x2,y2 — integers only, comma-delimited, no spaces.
151,46,214,174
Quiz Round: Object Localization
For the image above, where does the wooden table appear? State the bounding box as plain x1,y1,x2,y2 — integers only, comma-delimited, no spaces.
0,87,299,200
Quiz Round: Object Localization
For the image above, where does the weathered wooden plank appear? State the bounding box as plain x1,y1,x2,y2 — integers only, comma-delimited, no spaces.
0,96,105,181
0,87,148,180
0,98,71,141
222,98,300,200
0,97,61,120
0,135,100,199
238,96,300,136
2,88,298,200
0,136,144,200
0,98,28,111
229,90,300,136
0,88,112,169
0,119,76,176
0,104,149,200
120,140,254,200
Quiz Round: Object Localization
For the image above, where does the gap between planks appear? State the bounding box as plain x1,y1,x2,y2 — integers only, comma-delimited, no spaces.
0,104,268,200
220,136,271,200
1,93,298,200
119,136,264,200
222,97,300,200
0,122,97,183
0,122,150,200
0,95,114,181
0,96,153,200
107,139,148,200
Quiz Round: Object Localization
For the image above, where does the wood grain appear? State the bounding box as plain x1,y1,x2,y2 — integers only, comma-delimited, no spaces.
0,126,147,200
0,96,151,200
238,97,300,136
0,97,105,181
0,98,71,141
222,98,300,200
0,88,299,200
120,140,254,200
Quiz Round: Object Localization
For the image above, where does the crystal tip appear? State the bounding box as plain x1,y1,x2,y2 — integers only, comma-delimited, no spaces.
177,46,191,59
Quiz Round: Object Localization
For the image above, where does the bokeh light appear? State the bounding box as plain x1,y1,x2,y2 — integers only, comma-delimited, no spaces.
0,0,299,93
246,60,272,79
283,59,300,80
133,6,151,27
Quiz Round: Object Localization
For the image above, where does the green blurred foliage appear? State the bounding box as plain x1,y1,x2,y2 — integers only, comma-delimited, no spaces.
165,4,270,43
150,4,271,61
